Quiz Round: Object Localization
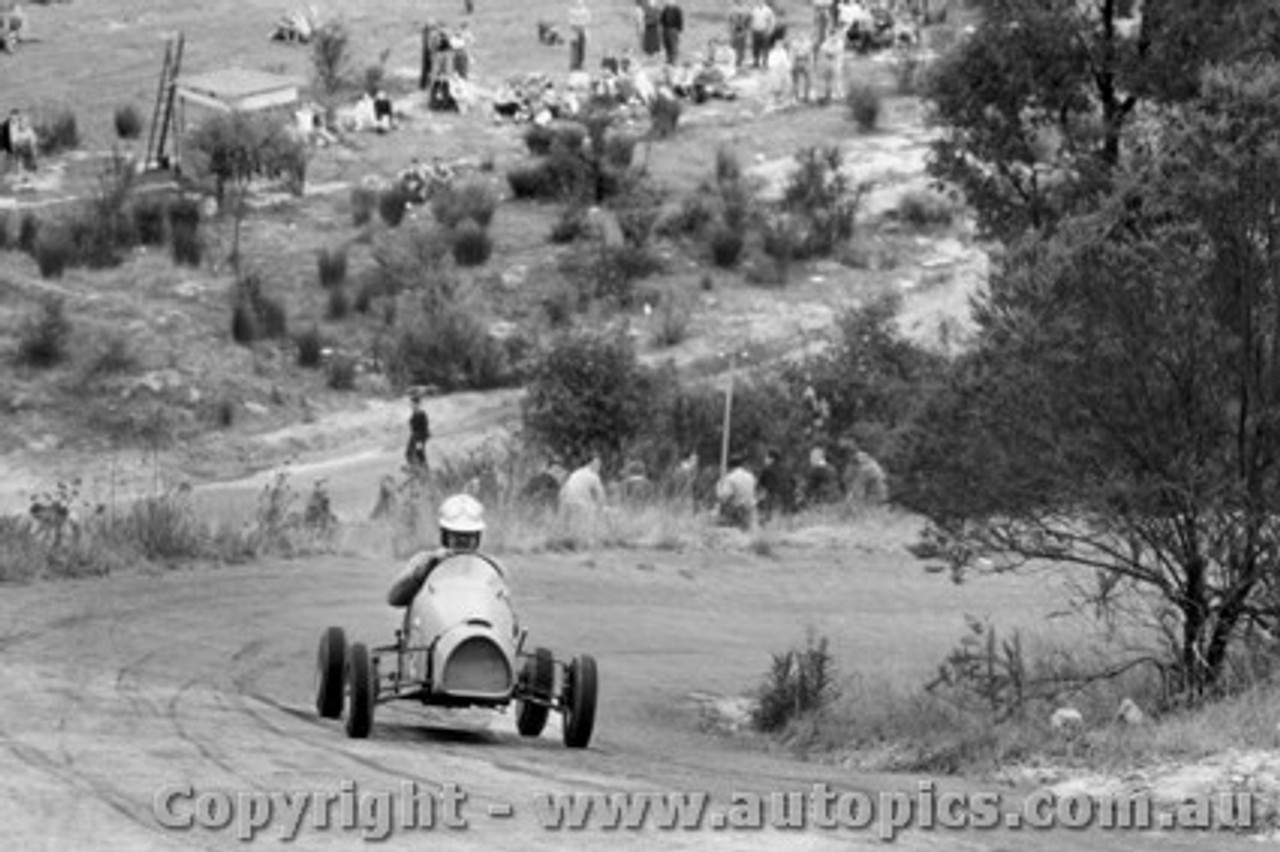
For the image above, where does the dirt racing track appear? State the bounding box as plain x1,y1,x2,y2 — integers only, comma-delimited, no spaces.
0,531,1249,851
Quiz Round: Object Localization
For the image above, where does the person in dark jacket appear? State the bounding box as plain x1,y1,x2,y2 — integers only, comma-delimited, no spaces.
757,448,796,522
659,0,684,65
406,394,430,470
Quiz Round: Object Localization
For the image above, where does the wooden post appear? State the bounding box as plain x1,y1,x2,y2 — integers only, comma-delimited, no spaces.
720,355,735,477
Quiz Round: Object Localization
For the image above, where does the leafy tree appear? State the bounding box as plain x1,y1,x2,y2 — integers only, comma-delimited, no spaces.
903,61,1280,701
925,0,1280,241
187,112,305,269
522,329,656,470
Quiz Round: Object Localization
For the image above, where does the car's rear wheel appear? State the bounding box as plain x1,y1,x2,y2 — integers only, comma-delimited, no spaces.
515,647,554,737
315,626,346,719
562,654,598,749
344,643,375,739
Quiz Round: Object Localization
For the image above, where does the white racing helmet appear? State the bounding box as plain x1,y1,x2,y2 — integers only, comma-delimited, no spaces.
438,493,486,534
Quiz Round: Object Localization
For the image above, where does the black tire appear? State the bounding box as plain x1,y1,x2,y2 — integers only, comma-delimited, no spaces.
562,654,598,749
315,626,346,719
515,647,554,737
344,642,375,739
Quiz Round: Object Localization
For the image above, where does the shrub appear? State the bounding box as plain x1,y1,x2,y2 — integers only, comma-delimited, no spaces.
168,197,202,266
18,212,39,255
709,225,744,268
550,204,589,243
327,353,358,390
0,213,8,251
327,285,351,320
651,287,692,348
604,132,639,170
507,163,549,200
34,229,74,278
114,103,144,140
16,296,71,367
386,306,514,392
82,334,138,379
35,106,80,155
132,195,169,246
522,328,657,469
450,219,493,267
378,186,409,227
715,146,742,184
897,189,956,229
525,121,586,156
232,273,289,343
432,180,498,229
122,491,205,563
295,325,325,368
317,247,348,289
780,146,862,257
752,631,839,733
847,84,882,132
351,185,378,226
311,20,352,96
561,244,663,307
649,95,681,139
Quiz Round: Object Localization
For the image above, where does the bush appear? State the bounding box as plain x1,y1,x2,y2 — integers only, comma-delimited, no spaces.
114,103,144,140
122,491,206,563
715,146,742,184
507,149,590,203
168,197,202,267
0,214,8,251
780,146,862,257
18,212,39,255
432,180,498,229
34,229,74,278
295,325,325,368
752,632,839,733
35,106,80,155
649,95,681,139
651,287,692,348
351,185,377,226
132,195,168,246
327,285,351,320
231,273,289,343
525,121,586,156
550,204,589,243
897,189,956,229
709,225,744,268
604,133,639,170
311,20,352,96
561,244,664,307
386,306,514,392
16,296,71,367
847,84,882,132
522,328,657,470
317,247,348,289
378,186,409,227
82,333,137,380
451,219,493,267
327,353,358,390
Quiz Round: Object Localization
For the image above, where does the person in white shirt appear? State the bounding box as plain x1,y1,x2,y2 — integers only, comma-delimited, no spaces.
715,454,758,531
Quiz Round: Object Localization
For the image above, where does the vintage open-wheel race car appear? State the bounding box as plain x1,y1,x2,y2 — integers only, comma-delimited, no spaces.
315,552,598,748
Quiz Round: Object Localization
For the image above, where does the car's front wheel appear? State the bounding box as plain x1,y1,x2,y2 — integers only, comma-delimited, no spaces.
315,626,346,719
562,654,598,749
344,643,375,739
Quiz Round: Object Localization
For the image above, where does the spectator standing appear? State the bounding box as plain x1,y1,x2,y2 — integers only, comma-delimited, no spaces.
845,448,889,506
559,455,607,525
803,446,842,506
749,0,776,68
660,0,684,65
728,0,751,68
569,0,591,71
641,0,663,57
406,394,430,470
757,448,796,522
